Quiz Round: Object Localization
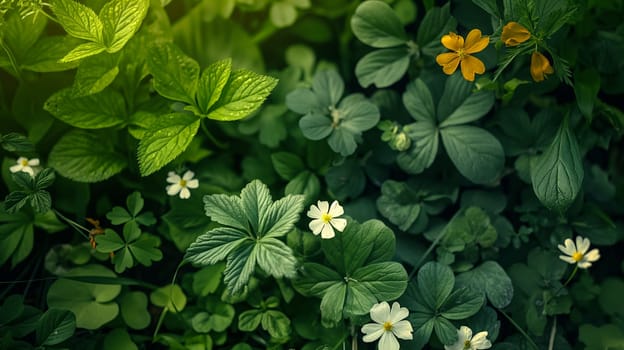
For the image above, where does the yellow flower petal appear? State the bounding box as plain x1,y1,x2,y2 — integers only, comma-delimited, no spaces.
464,29,489,54
460,54,485,81
441,32,464,51
436,52,460,75
530,51,554,82
501,22,531,47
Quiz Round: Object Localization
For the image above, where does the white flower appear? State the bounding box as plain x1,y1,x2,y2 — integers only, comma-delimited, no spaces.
9,157,39,177
444,326,491,350
166,170,199,199
307,200,347,239
361,301,413,350
558,236,600,269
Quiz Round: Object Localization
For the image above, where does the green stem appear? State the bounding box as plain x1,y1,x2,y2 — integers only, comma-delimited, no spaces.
251,21,278,44
561,265,578,288
497,308,539,350
200,119,229,149
0,38,22,81
547,316,557,350
53,209,91,240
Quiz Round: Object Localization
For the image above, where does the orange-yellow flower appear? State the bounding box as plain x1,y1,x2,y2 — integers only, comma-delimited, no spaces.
436,29,489,82
530,51,554,82
501,22,531,46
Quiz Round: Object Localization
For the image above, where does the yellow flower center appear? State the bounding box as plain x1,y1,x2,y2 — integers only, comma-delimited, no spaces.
457,48,466,59
180,179,187,187
463,340,472,350
383,321,393,331
572,252,584,262
321,213,332,223
21,159,29,166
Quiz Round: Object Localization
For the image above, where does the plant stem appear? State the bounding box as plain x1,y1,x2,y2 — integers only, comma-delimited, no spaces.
498,308,539,350
200,120,229,149
562,265,578,287
53,209,91,240
548,316,557,350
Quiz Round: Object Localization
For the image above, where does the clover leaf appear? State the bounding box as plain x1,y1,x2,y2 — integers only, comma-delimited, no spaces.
95,222,163,273
184,180,304,294
286,70,380,156
293,218,408,327
106,191,156,227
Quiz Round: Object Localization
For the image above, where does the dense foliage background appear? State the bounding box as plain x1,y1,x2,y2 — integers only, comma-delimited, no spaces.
0,0,623,349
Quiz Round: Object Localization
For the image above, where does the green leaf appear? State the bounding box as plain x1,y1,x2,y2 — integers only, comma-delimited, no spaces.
137,113,201,176
417,261,455,310
574,69,601,121
44,88,126,129
262,310,291,339
4,191,31,214
119,291,151,330
60,41,107,62
95,229,125,253
271,152,305,180
417,4,457,56
147,42,200,105
184,227,248,266
350,262,409,301
299,112,333,140
0,209,34,267
403,79,435,123
472,0,500,17
107,207,132,225
313,69,345,108
441,125,504,184
397,121,439,174
238,310,263,332
197,58,232,114
530,120,584,211
203,194,248,232
434,317,459,345
439,287,484,319
71,53,120,97
439,90,495,127
192,263,225,296
319,283,347,327
351,0,407,48
206,69,278,121
46,265,121,330
255,237,297,278
355,48,411,88
102,329,138,350
36,309,76,346
223,241,257,293
128,234,163,266
29,190,52,214
22,36,81,72
292,262,343,297
262,194,305,238
455,261,514,308
285,171,320,203
446,207,498,248
150,284,187,313
48,130,127,182
1,133,35,154
100,0,149,52
50,0,104,42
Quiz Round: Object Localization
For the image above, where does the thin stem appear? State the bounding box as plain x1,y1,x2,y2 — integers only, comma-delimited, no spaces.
200,120,229,149
498,308,539,350
562,265,578,287
53,209,90,240
548,316,557,350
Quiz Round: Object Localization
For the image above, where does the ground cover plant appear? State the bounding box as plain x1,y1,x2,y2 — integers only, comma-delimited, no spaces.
0,0,623,349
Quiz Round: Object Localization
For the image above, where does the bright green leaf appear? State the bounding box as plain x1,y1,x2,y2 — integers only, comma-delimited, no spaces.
100,0,149,52
197,58,232,114
44,88,126,129
50,0,104,42
150,284,187,313
147,42,200,105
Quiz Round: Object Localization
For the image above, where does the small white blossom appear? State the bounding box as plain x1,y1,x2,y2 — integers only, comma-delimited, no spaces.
361,301,413,350
558,236,600,269
9,157,39,177
166,170,199,199
307,200,347,239
444,326,491,350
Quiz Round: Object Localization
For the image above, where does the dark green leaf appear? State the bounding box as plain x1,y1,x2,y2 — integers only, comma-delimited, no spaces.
351,0,407,48
455,261,514,308
271,152,305,180
36,309,76,346
574,69,601,121
417,261,455,310
355,48,411,88
397,121,439,174
403,79,435,123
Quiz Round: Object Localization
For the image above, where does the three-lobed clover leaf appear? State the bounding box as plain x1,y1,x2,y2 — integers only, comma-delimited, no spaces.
95,222,163,273
184,180,305,294
106,191,156,227
286,69,380,156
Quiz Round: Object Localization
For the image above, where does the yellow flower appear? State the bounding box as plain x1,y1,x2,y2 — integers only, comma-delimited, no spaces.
530,51,554,82
436,29,490,82
501,22,531,46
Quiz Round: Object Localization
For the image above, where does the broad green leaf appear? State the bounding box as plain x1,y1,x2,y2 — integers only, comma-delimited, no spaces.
441,125,504,184
271,152,305,181
355,48,411,88
238,310,263,332
403,79,435,123
456,261,514,308
60,41,107,62
137,113,201,176
376,180,423,231
574,69,601,120
417,262,455,310
434,317,459,345
72,53,120,97
22,36,81,72
147,42,200,105
327,127,358,156
339,96,381,133
319,283,347,327
206,69,278,121
0,11,47,66
351,262,408,301
445,207,498,248
203,194,248,231
530,120,584,211
439,90,495,127
299,112,333,140
50,0,104,42
102,329,138,350
286,88,323,115
47,265,121,329
473,0,500,17
223,241,257,293
325,159,366,200
351,0,407,48
417,4,457,56
312,69,344,108
262,310,291,339
48,130,127,182
255,237,297,278
397,121,439,174
0,209,34,267
192,263,225,296
1,133,35,154
129,234,163,266
119,291,151,330
36,309,76,346
100,0,150,52
184,227,248,266
262,194,305,238
44,88,126,129
197,59,232,114
285,171,320,203
240,179,273,235
439,287,484,319
150,284,187,313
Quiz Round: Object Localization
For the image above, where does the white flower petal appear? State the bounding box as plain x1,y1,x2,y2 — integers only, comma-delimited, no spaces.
317,200,329,214
9,164,22,173
471,331,490,349
577,261,592,269
308,219,324,235
584,249,600,262
28,158,40,166
389,302,409,323
459,326,472,343
558,239,576,255
370,302,391,324
559,255,576,264
576,236,590,254
330,218,347,232
378,331,399,350
307,204,322,219
179,187,191,199
186,179,199,189
320,224,335,239
167,184,182,196
182,170,195,181
391,320,413,340
328,200,344,217
167,173,181,183
23,166,34,176
362,323,384,342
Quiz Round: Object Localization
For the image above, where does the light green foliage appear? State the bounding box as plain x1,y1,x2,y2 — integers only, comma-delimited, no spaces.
44,88,126,129
150,284,187,313
119,291,151,330
185,180,304,294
